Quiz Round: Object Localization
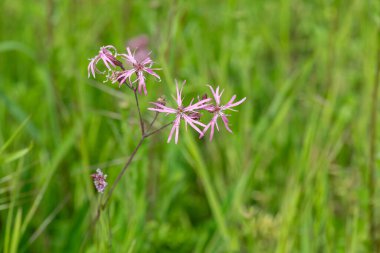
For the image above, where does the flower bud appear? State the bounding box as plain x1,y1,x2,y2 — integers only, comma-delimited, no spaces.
156,96,166,106
111,58,124,69
188,111,201,121
91,168,108,193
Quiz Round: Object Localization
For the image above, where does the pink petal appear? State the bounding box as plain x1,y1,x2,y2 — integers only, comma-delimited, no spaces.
221,115,232,133
137,73,147,95
148,103,177,113
88,57,99,78
210,122,215,141
183,114,206,127
144,68,161,80
125,47,137,64
208,85,220,105
226,97,246,109
102,57,113,70
141,57,153,65
200,122,211,139
201,114,218,140
215,119,220,131
175,124,179,144
184,98,211,112
218,89,224,104
116,69,136,84
168,116,180,143
175,80,185,107
88,61,95,78
87,61,92,78
167,124,177,143
182,115,204,135
148,108,170,113
226,95,237,106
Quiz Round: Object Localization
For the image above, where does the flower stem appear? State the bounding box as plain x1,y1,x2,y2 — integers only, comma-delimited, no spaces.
144,122,172,138
101,120,171,209
147,112,159,132
134,90,145,136
82,116,172,251
102,138,145,208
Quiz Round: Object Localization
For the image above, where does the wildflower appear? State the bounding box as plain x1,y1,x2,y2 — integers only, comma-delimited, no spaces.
201,85,246,141
148,81,211,144
91,168,108,193
118,47,160,95
88,45,124,78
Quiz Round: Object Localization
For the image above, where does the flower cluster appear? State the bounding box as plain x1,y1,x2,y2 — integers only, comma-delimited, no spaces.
91,168,108,193
88,45,160,95
88,45,246,144
148,82,246,143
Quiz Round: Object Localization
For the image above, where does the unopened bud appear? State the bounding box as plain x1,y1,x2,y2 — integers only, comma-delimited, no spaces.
91,168,108,193
157,96,166,106
112,58,124,69
189,112,201,121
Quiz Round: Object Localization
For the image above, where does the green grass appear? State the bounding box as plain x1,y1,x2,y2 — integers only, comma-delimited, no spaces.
1,0,380,252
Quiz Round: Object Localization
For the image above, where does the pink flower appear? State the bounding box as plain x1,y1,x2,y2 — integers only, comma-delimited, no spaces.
91,168,108,193
148,81,211,144
201,86,246,141
117,47,160,95
88,45,122,78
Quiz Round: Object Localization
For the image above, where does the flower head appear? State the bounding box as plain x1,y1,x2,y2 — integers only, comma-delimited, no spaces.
91,168,108,193
88,45,122,78
201,86,246,141
148,81,211,144
117,47,161,95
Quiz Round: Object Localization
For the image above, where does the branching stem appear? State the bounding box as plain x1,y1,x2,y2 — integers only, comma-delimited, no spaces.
82,107,172,251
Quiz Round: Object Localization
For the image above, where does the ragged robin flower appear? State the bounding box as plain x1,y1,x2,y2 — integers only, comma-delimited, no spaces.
148,81,211,144
201,85,246,141
88,45,123,78
116,47,161,95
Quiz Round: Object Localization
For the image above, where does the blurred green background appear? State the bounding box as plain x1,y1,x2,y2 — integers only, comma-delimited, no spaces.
1,0,380,252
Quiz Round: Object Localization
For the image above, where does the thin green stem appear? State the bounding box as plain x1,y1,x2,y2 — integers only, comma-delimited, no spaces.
102,138,145,208
134,91,145,136
144,122,172,138
147,112,159,132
